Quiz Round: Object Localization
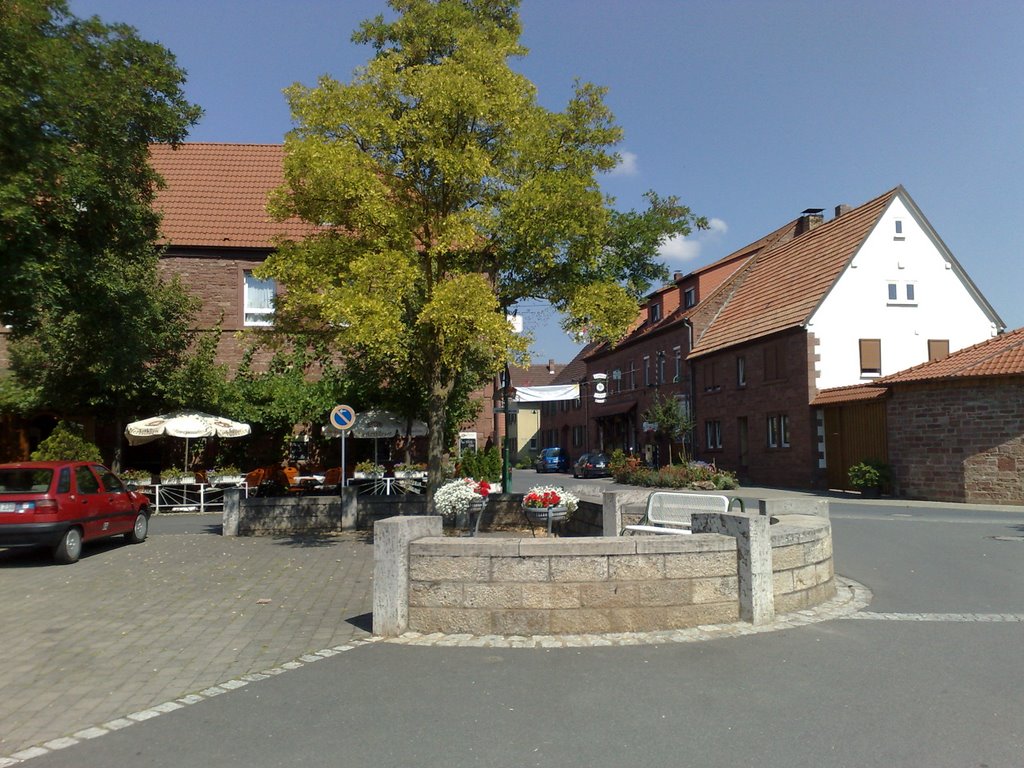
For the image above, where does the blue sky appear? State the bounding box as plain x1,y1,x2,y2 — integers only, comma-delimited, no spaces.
70,0,1024,364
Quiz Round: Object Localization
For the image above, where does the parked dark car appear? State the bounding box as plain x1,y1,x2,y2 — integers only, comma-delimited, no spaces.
534,447,570,473
0,461,151,564
572,451,611,479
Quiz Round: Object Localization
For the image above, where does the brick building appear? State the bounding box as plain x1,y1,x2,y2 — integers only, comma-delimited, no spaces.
815,329,1024,504
544,186,1004,491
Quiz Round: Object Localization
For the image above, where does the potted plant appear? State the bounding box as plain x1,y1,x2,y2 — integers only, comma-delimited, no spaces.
211,465,243,484
353,461,385,479
118,468,151,487
522,485,580,533
848,460,891,498
433,478,492,527
393,462,427,479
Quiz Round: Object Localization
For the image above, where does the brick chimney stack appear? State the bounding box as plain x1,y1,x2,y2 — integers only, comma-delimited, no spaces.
796,208,825,236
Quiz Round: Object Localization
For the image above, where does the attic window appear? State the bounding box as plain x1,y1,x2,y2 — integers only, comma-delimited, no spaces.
887,281,917,306
649,303,662,323
683,287,696,308
894,219,905,241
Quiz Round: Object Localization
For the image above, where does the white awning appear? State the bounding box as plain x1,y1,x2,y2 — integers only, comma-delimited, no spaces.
513,384,580,403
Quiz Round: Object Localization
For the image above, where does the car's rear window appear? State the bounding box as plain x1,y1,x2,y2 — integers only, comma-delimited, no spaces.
0,469,54,494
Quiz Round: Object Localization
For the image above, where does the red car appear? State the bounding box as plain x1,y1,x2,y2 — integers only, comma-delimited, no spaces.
0,461,151,564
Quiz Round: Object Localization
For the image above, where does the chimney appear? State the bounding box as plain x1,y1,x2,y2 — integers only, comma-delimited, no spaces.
673,272,683,282
834,203,851,219
547,358,556,374
796,208,825,236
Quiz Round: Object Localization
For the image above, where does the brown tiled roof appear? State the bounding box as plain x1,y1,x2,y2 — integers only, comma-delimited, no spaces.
690,188,900,357
148,143,316,249
510,363,563,388
810,384,888,406
586,219,800,361
878,328,1024,383
552,343,601,385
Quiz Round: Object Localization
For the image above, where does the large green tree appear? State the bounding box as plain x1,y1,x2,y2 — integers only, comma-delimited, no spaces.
265,0,704,502
0,0,202,464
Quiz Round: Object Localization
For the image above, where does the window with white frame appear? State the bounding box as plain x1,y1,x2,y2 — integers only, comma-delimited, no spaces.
643,355,651,387
887,280,917,305
243,271,276,326
705,420,722,450
657,352,666,385
736,355,746,387
673,346,682,383
683,287,696,308
767,414,790,448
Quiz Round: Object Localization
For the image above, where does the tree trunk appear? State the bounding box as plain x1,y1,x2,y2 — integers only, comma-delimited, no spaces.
425,362,454,516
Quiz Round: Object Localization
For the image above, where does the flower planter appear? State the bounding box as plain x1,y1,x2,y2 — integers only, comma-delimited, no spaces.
523,505,568,534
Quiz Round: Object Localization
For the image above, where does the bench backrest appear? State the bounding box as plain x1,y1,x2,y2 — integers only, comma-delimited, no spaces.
644,492,731,527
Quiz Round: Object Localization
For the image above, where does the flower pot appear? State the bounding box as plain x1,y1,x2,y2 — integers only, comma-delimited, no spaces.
523,505,568,534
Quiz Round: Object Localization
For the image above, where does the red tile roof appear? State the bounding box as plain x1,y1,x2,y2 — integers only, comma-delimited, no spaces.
810,384,888,406
878,327,1024,383
690,188,899,357
148,143,315,249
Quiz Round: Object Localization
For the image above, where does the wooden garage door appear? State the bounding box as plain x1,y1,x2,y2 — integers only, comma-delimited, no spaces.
823,402,888,490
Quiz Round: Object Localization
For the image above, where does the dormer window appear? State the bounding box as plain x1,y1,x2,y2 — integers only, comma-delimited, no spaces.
683,287,696,308
649,303,662,323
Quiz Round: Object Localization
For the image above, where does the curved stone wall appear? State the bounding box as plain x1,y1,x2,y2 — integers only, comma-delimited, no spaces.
396,515,834,636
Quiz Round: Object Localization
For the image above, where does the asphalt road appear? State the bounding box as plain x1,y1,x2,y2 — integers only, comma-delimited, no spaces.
20,490,1024,768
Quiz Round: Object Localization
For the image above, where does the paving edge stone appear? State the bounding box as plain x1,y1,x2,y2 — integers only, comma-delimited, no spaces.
382,576,873,649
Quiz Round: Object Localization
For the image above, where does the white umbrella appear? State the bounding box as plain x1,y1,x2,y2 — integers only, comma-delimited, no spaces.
125,410,251,470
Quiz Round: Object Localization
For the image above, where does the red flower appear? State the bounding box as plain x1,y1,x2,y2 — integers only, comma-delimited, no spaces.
475,480,491,497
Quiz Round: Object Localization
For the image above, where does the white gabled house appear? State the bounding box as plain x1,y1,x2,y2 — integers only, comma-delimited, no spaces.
809,188,1002,390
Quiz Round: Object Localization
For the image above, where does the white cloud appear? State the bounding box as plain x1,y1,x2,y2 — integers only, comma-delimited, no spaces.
609,150,639,177
658,233,703,263
657,217,730,266
708,217,728,235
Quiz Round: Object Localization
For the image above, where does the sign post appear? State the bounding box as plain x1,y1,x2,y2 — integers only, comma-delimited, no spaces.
329,405,357,487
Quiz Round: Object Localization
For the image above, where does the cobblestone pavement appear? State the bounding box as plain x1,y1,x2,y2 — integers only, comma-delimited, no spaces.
0,528,374,759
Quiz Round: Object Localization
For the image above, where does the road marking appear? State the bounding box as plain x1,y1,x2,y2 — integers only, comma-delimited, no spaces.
843,611,1024,622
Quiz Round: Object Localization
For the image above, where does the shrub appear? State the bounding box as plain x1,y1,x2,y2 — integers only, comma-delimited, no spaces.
610,453,738,491
30,421,103,463
458,448,501,482
848,460,890,490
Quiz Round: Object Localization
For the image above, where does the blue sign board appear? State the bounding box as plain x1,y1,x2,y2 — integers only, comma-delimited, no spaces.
330,404,356,432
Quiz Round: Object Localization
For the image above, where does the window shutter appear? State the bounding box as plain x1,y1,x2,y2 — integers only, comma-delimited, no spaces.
860,339,882,374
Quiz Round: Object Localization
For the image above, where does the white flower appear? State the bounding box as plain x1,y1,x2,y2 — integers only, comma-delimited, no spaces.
433,478,487,520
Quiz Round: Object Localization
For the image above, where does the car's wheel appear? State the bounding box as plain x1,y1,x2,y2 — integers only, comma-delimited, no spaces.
125,511,149,544
53,527,83,564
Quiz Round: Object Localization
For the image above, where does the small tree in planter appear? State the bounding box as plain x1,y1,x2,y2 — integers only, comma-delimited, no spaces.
848,460,891,497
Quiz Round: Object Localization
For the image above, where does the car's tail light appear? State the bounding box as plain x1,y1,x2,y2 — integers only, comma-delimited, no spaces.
32,499,58,514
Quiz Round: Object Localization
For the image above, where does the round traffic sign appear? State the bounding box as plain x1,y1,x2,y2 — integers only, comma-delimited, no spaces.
330,404,357,431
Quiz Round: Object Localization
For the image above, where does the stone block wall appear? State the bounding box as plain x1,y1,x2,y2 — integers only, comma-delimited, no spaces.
887,379,1024,504
770,516,835,613
385,513,835,637
406,535,742,635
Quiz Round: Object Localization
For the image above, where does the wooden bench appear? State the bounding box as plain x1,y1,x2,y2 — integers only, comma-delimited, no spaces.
621,492,745,535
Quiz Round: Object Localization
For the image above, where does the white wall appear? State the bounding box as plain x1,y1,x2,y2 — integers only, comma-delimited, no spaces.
809,194,998,391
